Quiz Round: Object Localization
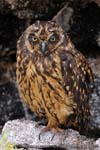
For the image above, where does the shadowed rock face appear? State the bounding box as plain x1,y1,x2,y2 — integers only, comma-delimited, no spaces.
0,82,25,126
69,2,100,56
0,0,66,19
0,14,26,62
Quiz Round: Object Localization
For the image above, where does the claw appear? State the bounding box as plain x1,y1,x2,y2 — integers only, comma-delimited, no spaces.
39,126,63,140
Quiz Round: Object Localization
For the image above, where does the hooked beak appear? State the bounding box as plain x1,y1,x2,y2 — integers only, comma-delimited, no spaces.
41,41,47,54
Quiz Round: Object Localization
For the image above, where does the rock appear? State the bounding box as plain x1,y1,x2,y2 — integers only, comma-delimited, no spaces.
0,14,26,61
1,119,100,150
0,80,36,127
52,4,74,31
0,0,65,20
69,2,100,56
0,81,24,126
52,1,100,56
89,74,100,132
0,62,16,84
89,58,100,75
95,138,100,148
5,0,49,19
97,33,100,47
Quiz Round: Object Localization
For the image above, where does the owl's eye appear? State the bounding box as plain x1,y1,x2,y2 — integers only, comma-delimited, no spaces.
32,36,38,42
49,35,56,42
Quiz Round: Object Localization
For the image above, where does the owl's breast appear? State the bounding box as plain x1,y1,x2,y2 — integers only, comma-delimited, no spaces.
35,54,64,83
17,54,75,123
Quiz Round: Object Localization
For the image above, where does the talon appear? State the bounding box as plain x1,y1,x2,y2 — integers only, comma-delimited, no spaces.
43,126,63,132
39,127,50,140
39,126,63,140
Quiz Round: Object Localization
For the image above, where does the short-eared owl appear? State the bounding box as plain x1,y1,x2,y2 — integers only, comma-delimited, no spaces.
16,21,93,133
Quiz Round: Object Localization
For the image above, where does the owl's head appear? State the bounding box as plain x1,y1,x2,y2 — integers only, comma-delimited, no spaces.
19,21,67,56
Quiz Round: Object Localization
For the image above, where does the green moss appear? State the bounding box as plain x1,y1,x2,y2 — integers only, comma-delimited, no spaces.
0,130,24,150
0,130,15,150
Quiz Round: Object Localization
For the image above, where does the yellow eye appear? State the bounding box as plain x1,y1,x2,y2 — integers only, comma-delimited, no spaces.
32,36,38,42
49,35,56,42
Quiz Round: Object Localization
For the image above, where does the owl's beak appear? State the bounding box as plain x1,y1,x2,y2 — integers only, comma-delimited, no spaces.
41,41,47,54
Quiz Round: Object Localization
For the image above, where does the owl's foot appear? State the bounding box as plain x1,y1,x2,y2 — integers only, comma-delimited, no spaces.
41,126,63,133
39,126,63,140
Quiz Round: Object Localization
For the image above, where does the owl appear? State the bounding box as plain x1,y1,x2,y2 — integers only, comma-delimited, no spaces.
16,21,93,133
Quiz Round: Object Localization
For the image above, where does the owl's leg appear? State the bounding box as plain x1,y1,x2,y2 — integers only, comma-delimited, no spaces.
41,117,63,133
39,117,63,140
38,114,63,140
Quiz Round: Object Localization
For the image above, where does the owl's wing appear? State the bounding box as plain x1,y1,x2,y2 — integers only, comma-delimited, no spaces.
60,49,93,96
59,49,93,130
75,51,94,83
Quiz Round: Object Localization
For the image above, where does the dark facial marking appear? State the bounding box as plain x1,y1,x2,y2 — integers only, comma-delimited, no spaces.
28,33,39,45
48,33,59,43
